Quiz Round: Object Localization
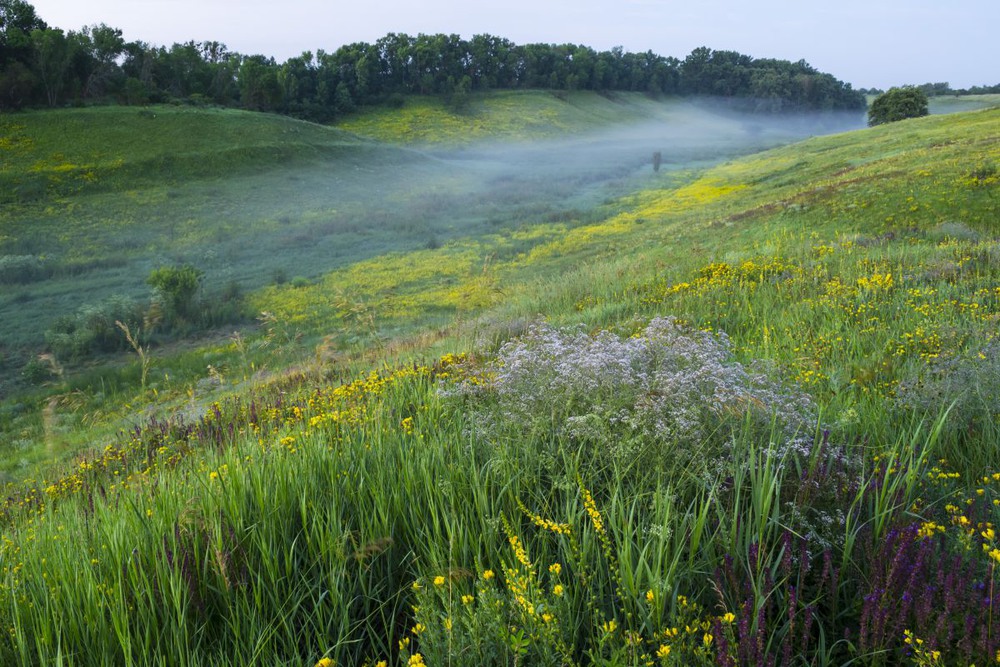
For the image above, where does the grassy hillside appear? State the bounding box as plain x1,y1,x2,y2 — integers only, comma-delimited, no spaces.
0,106,422,347
335,90,861,147
928,93,1000,114
0,105,382,201
0,93,856,476
335,91,731,145
1,99,999,665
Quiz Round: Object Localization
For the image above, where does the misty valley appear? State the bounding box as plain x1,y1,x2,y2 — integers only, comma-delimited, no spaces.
0,98,862,363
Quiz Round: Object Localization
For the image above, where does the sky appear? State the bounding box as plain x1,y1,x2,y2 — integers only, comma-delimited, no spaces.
28,0,1000,90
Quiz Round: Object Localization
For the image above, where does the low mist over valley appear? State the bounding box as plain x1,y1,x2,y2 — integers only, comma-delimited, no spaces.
0,94,863,359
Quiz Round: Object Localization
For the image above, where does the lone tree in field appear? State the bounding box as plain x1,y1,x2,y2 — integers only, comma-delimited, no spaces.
868,86,929,126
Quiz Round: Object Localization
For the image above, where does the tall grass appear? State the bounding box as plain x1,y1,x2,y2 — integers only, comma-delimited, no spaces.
4,323,995,665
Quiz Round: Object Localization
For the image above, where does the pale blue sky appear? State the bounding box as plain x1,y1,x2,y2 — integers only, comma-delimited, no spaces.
29,0,1000,90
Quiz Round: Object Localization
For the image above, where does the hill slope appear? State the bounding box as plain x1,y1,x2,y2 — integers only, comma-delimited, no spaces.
334,90,862,147
0,105,386,202
1,102,1000,666
0,93,852,355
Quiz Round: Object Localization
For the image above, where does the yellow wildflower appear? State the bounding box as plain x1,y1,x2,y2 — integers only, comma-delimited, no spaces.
482,569,495,580
581,485,605,535
315,658,334,667
917,521,944,539
552,584,564,597
433,575,446,587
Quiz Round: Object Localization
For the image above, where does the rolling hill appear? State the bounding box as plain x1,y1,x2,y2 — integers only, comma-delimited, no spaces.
1,93,999,665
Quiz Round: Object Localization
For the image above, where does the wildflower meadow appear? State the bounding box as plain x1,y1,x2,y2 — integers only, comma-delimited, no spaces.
1,101,999,665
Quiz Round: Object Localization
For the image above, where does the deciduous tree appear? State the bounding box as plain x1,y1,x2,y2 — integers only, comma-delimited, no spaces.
868,86,929,126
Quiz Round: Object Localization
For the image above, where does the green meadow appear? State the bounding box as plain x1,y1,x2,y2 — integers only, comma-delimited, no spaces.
928,93,1000,114
1,93,1000,665
0,92,848,475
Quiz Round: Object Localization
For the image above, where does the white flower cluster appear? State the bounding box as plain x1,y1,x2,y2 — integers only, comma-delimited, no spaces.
451,317,815,460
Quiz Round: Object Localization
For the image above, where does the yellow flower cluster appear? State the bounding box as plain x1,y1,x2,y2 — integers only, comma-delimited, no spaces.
507,535,532,571
856,272,894,292
916,521,945,539
517,498,572,536
638,255,803,305
580,486,605,536
904,629,942,664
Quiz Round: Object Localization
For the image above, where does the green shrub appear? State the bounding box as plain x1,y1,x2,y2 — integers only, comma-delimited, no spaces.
197,281,250,328
20,357,55,385
0,255,49,284
44,295,143,360
147,264,203,322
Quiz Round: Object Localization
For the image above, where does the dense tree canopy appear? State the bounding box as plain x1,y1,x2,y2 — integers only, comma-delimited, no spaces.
0,0,873,117
868,87,929,126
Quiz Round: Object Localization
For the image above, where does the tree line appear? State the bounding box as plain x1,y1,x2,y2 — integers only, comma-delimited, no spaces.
0,0,869,119
860,82,1000,97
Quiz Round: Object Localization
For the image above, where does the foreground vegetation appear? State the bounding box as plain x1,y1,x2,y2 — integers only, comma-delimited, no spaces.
1,96,999,664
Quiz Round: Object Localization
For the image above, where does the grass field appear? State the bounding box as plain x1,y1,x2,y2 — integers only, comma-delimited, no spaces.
0,92,862,476
928,93,1000,114
0,95,999,665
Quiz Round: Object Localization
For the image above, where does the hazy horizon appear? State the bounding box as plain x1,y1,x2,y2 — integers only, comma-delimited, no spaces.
27,0,1000,92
